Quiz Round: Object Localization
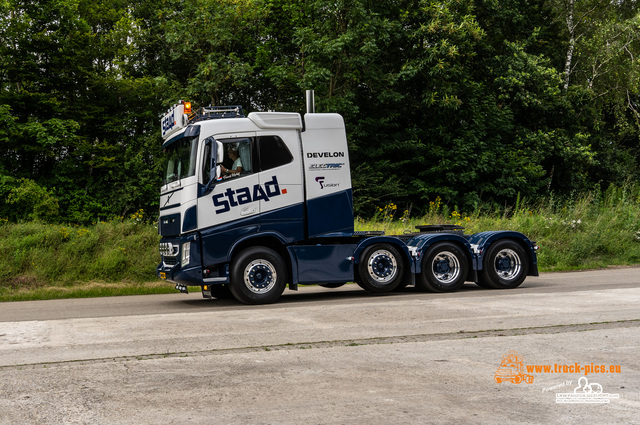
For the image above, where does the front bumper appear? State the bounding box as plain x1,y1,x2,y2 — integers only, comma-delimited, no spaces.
156,235,203,286
157,261,203,286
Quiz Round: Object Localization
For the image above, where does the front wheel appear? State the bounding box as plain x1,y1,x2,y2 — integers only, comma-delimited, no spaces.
357,244,405,293
479,240,529,289
230,247,287,304
416,242,468,292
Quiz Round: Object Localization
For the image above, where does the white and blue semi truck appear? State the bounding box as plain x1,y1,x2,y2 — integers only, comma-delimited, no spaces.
157,92,539,304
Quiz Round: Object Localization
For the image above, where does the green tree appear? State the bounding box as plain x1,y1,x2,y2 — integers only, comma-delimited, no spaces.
0,0,168,223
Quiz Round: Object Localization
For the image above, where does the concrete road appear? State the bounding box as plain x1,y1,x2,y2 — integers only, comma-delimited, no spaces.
0,268,639,424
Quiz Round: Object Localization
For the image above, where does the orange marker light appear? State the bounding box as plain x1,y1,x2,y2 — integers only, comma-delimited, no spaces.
183,101,192,114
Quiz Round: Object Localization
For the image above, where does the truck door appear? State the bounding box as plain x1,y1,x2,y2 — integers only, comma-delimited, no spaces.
198,133,260,267
256,131,305,242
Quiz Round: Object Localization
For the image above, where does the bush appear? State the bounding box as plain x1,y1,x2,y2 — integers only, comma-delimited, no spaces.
5,178,60,222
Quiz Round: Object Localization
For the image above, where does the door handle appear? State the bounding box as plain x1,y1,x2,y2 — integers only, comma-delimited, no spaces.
240,207,257,216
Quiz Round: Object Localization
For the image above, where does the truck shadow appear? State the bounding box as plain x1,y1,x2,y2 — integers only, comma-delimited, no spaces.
175,281,550,309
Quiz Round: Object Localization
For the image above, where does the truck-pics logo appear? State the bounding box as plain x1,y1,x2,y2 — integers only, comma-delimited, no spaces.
495,350,622,395
495,350,534,384
212,175,283,214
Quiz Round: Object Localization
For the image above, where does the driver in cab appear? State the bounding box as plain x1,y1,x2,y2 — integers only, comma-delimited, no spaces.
220,145,243,178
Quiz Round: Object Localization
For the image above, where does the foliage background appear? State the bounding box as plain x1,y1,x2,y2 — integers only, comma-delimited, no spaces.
1,0,639,222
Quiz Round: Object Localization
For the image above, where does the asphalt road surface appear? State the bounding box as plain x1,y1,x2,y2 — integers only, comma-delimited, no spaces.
1,267,639,424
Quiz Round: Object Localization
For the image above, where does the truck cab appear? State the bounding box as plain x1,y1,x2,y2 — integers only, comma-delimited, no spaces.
157,97,539,304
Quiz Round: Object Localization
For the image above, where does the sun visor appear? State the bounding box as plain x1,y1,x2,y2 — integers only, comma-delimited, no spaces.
162,125,200,149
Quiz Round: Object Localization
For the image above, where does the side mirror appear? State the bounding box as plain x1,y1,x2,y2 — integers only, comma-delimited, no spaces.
202,139,225,196
216,141,224,167
201,137,224,196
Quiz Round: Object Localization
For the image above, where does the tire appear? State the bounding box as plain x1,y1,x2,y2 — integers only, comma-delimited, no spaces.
356,244,405,293
479,240,529,289
474,276,493,289
395,280,411,291
318,282,346,288
229,247,287,304
416,242,468,293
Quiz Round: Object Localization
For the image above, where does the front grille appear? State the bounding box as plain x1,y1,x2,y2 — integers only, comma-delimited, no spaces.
163,256,179,266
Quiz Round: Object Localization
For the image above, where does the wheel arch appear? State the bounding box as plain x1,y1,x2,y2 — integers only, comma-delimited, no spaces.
469,231,538,276
353,236,412,268
228,233,294,285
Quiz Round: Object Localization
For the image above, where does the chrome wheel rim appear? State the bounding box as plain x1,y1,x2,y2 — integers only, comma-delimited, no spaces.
431,251,461,284
367,249,398,284
493,249,521,281
243,259,277,294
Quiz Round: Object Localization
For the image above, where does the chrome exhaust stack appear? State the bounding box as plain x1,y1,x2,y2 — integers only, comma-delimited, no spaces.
306,90,315,114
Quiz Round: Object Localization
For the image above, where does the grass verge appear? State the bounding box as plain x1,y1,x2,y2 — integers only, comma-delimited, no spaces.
0,220,164,301
0,281,177,302
357,184,640,272
2,184,639,301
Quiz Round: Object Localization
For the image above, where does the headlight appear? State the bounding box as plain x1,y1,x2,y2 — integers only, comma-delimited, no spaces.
181,242,191,267
159,242,176,256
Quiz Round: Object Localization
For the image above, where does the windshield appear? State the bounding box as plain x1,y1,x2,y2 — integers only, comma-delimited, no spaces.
164,136,198,184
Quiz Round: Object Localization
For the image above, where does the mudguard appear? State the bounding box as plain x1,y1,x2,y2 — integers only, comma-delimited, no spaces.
405,233,475,274
352,236,413,268
467,231,539,276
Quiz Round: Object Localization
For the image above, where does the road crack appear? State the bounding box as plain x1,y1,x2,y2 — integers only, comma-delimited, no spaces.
2,319,638,370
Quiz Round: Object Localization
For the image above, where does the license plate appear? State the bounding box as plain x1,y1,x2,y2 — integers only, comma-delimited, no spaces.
159,272,167,279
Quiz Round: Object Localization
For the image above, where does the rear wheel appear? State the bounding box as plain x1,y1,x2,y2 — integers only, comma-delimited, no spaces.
479,240,529,289
230,247,287,304
416,242,468,292
357,244,405,293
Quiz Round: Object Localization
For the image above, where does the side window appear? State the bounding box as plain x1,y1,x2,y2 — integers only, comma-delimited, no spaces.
219,138,253,181
258,136,293,171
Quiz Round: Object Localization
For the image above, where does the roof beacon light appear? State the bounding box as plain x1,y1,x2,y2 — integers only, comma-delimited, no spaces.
183,101,192,114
